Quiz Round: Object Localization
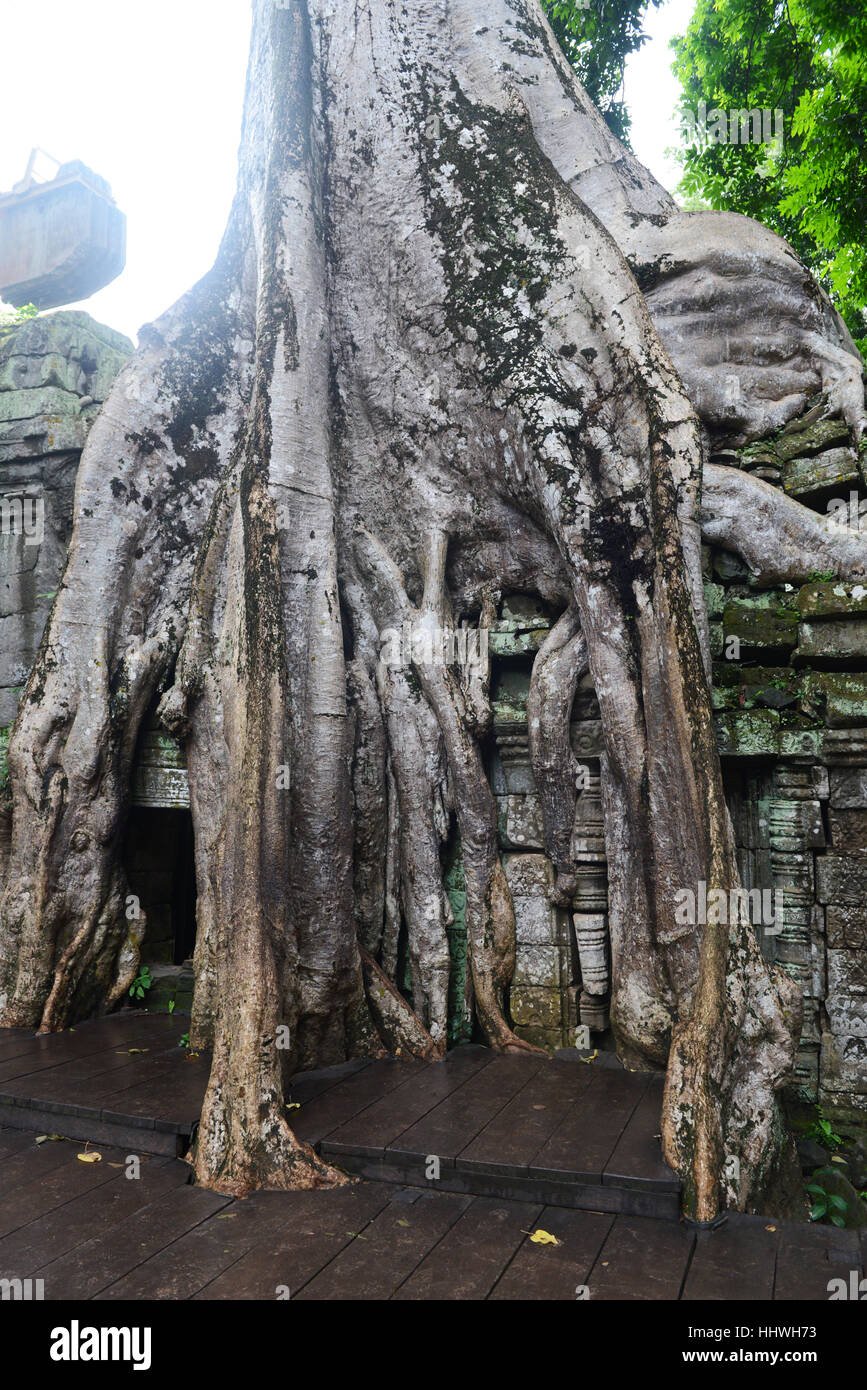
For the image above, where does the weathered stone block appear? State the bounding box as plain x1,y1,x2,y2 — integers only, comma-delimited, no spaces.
830,767,867,808
489,627,549,657
488,746,535,795
796,620,867,662
496,794,544,850
828,808,867,854
715,709,779,756
774,416,851,461
820,1032,867,1096
509,985,564,1031
826,904,867,950
511,1024,563,1052
723,598,798,650
502,853,553,897
511,897,566,949
801,672,867,727
816,855,867,905
826,950,867,1038
512,944,566,989
782,447,859,498
798,580,867,619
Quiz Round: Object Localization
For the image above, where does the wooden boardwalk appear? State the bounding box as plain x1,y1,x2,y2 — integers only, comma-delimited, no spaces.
0,1128,862,1300
0,1012,677,1216
0,1012,863,1301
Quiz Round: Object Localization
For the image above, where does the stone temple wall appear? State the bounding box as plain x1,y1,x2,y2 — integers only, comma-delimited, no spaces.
0,321,864,1129
0,311,132,737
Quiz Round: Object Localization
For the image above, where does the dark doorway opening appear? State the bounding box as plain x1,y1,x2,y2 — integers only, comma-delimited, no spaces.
124,808,197,966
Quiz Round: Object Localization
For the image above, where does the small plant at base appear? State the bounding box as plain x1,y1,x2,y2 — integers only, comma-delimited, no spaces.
805,1107,844,1151
806,1165,850,1228
129,964,154,1001
178,1032,190,1049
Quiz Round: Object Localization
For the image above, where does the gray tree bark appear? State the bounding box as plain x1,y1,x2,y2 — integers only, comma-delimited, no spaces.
1,0,863,1215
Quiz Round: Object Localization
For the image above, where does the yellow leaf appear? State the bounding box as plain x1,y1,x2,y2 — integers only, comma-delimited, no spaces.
528,1229,560,1246
77,1151,102,1164
35,1135,49,1144
578,1050,598,1064
765,1224,776,1232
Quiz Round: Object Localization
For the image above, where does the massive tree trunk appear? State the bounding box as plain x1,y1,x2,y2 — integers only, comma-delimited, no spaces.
1,0,864,1216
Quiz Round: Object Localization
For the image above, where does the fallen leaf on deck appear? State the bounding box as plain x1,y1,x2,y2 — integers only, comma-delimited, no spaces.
525,1229,560,1246
77,1152,102,1163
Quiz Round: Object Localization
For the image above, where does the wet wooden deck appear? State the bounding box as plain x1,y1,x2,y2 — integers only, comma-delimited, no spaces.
0,1013,862,1301
0,1012,677,1216
0,1127,862,1300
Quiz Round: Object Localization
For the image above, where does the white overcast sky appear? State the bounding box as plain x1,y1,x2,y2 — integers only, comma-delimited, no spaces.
0,0,695,345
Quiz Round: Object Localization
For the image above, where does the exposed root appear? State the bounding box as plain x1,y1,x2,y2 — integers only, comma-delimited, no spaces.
354,524,541,1055
702,462,867,584
527,604,588,905
359,946,442,1060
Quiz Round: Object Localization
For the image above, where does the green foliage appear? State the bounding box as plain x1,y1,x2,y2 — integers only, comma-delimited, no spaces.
178,1031,190,1049
806,1168,850,1226
128,964,154,1001
671,0,867,352
0,303,38,334
542,0,663,144
805,1108,844,1151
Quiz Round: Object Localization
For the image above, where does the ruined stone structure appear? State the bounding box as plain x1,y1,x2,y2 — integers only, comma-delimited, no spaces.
1,313,865,1136
0,161,126,310
0,312,132,728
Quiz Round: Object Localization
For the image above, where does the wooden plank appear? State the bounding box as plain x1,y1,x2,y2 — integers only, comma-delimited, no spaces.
0,1014,178,1086
603,1075,679,1192
774,1222,862,1301
529,1064,650,1184
0,1127,36,1160
0,1137,124,1240
0,1157,184,1277
192,1184,394,1299
489,1204,615,1300
384,1053,547,1165
100,1058,209,1127
286,1058,371,1108
585,1215,694,1300
682,1220,777,1301
292,1057,425,1146
35,1180,231,1300
324,1047,494,1156
0,1134,77,1196
94,1190,288,1300
457,1059,593,1176
293,1190,471,1299
394,1195,543,1300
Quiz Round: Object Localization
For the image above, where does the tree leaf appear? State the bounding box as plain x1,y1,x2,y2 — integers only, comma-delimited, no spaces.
528,1229,560,1245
